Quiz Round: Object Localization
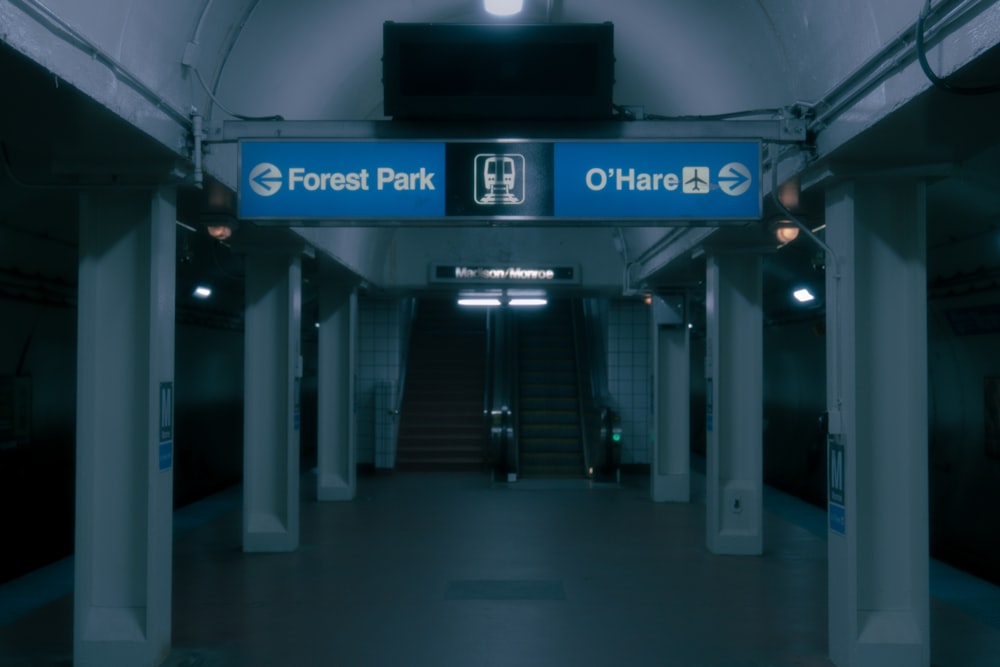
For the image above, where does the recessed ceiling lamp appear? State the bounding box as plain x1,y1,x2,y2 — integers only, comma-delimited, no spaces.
193,285,213,299
509,298,547,307
485,0,524,16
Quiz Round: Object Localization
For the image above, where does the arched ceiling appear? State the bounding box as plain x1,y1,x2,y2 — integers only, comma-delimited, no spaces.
2,0,1000,315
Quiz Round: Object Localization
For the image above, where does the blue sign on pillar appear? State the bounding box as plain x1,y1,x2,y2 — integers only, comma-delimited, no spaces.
828,435,845,534
159,381,173,471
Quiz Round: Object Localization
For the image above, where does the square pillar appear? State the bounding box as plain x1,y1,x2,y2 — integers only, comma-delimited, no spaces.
651,297,691,502
317,280,357,501
825,180,930,667
243,253,301,552
705,253,763,555
74,189,176,667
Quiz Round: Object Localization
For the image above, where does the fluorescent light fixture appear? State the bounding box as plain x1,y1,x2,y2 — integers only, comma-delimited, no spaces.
458,298,502,307
193,285,212,299
485,0,523,16
509,298,547,307
793,288,816,303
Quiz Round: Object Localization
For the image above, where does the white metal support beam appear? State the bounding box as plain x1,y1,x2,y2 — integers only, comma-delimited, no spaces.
825,180,930,667
316,278,357,501
651,296,690,502
74,188,176,667
243,253,302,552
705,252,763,555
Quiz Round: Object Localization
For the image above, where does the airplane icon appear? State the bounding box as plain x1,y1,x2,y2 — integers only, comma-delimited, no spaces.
682,166,709,194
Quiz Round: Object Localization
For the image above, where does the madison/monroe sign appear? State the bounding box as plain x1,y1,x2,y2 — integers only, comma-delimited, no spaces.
431,265,578,284
238,139,760,223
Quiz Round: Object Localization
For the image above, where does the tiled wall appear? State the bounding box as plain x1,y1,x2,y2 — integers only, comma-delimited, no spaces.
606,300,652,464
355,297,408,465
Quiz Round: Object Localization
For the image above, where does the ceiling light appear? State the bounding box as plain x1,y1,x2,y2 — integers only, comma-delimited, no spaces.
793,288,815,303
778,176,800,210
193,285,212,299
485,0,523,16
458,298,502,307
206,224,233,240
509,298,547,307
203,215,238,241
776,225,800,243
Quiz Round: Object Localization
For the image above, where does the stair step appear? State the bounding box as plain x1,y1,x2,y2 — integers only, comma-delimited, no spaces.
396,299,488,471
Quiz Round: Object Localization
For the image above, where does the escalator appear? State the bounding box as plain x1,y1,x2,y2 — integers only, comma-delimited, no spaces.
395,299,488,471
515,299,586,478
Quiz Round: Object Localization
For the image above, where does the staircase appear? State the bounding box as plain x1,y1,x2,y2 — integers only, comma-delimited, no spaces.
516,299,585,478
395,299,488,471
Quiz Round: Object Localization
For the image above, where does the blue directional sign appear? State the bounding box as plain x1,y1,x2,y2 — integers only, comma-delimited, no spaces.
238,140,760,222
240,141,446,219
553,141,760,219
159,382,173,472
829,435,845,535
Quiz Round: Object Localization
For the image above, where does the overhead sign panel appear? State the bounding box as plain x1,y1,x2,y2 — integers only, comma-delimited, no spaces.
553,141,759,219
238,140,760,223
240,141,445,219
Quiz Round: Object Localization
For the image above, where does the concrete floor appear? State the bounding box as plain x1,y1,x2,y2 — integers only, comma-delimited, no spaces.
1,469,999,666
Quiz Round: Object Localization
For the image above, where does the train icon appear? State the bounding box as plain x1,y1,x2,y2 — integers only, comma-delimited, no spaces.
475,153,526,205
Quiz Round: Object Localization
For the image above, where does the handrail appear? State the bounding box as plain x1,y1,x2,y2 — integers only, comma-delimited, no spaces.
482,308,494,471
391,297,416,460
508,311,520,477
571,299,603,478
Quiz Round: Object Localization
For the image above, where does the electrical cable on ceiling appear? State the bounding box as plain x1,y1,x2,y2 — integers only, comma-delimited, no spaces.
190,67,284,121
645,107,786,121
917,0,1000,95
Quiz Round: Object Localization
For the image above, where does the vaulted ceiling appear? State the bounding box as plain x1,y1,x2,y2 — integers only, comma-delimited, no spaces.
2,0,1000,322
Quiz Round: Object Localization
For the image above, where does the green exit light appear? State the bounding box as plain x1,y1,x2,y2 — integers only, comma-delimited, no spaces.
612,433,622,442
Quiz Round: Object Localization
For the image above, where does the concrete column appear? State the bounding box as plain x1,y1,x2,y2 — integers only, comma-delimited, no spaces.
651,300,690,502
825,181,930,667
74,189,176,667
243,253,301,552
705,253,763,555
316,280,357,501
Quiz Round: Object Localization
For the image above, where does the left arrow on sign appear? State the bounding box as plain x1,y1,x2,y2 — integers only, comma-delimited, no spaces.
248,163,283,197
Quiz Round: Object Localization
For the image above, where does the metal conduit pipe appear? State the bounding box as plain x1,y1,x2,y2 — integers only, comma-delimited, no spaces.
9,0,191,130
807,0,984,134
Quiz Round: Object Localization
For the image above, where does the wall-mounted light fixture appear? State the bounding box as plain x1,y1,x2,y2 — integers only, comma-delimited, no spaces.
793,287,816,304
